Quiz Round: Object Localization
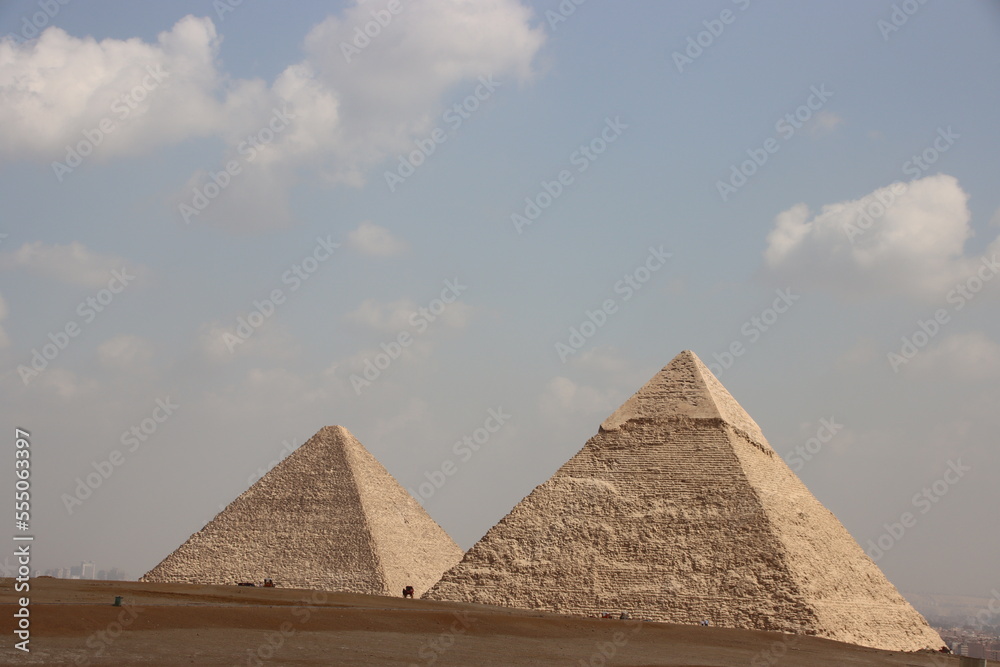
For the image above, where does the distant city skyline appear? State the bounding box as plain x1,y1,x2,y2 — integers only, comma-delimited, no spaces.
38,561,130,581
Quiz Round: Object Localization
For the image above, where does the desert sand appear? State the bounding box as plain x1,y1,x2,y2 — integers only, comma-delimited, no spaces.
0,578,958,666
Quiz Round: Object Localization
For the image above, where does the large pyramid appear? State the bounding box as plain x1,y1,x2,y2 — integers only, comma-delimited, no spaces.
142,425,463,596
425,351,944,652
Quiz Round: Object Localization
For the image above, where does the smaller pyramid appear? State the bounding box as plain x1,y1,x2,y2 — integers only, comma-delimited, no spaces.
142,426,463,595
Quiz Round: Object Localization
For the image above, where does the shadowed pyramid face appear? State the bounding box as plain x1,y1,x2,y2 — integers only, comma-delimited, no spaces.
142,425,463,596
426,350,944,653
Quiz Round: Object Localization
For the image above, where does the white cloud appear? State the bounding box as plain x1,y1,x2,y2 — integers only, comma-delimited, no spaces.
1,4,544,230
347,221,409,257
346,298,420,334
346,297,472,334
198,321,299,362
539,376,618,415
293,0,543,181
438,301,474,330
31,367,98,399
908,332,1000,380
0,241,145,288
196,0,543,229
0,16,238,161
98,334,154,370
763,174,1000,301
807,110,844,137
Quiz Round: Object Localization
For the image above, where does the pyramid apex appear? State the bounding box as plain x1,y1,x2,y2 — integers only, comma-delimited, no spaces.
318,424,351,436
311,425,364,448
599,350,768,446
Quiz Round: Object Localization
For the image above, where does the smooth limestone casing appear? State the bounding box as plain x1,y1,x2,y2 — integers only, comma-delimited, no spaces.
141,426,463,596
425,351,943,652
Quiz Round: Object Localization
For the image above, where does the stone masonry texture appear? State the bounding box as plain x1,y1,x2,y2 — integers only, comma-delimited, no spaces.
142,426,463,597
425,351,944,652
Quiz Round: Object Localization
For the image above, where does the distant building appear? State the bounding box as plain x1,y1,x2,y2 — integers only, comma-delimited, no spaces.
69,565,82,579
967,641,986,659
81,562,96,579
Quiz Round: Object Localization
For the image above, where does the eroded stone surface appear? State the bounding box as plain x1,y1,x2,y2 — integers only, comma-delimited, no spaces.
142,426,463,597
426,351,943,652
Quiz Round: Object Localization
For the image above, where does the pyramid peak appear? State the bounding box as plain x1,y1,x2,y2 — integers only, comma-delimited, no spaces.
599,350,768,447
317,424,352,437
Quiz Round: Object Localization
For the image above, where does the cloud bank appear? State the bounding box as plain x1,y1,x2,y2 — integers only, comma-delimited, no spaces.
763,174,1000,301
0,1,545,230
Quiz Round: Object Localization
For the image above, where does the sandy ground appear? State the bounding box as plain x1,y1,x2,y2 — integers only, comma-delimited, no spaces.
0,578,961,666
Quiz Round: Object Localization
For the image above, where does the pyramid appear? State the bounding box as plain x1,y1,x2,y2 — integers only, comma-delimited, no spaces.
425,351,944,652
142,425,463,596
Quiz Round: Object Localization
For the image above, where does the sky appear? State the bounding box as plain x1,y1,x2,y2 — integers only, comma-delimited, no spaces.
1,0,998,602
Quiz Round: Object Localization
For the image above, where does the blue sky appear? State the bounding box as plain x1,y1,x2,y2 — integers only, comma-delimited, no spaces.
1,0,998,601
